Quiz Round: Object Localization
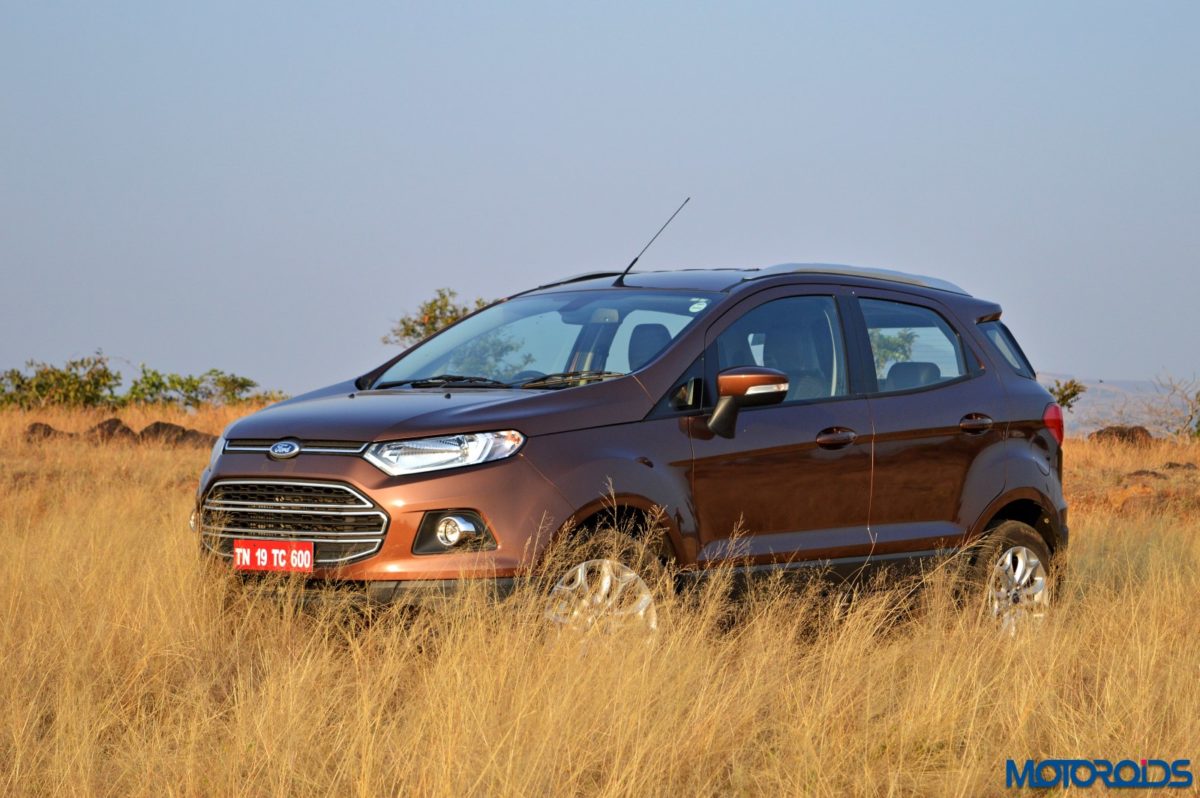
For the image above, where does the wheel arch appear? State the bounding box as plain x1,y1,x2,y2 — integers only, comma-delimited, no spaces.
971,489,1064,553
561,493,683,563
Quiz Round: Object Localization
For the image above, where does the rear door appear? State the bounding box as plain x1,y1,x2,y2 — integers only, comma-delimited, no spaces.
848,291,1008,555
689,286,874,568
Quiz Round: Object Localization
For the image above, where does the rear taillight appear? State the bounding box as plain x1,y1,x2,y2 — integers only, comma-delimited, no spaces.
1043,403,1064,444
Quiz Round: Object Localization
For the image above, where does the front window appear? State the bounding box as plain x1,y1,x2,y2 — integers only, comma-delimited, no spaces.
375,289,718,388
715,295,849,402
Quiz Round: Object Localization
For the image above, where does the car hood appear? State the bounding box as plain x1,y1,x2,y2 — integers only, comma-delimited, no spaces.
225,376,655,442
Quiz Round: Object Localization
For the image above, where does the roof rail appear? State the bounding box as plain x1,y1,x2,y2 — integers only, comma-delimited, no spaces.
746,263,970,295
535,271,625,290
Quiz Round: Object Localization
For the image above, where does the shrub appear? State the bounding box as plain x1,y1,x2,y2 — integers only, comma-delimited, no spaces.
0,353,123,409
126,366,281,408
0,353,284,409
1049,378,1087,413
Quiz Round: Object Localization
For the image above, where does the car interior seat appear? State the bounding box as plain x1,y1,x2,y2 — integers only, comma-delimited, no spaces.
628,323,672,371
884,361,942,391
717,328,756,371
762,324,827,400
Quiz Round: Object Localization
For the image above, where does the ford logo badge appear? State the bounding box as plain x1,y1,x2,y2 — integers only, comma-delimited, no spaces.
268,440,302,460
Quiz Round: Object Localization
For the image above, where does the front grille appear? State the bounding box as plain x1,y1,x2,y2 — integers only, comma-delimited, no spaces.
224,439,368,455
201,480,389,565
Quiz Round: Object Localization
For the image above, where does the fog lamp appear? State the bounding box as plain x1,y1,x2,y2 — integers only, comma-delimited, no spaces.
435,515,478,547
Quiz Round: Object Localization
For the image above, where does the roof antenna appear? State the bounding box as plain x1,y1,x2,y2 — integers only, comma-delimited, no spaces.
614,197,690,286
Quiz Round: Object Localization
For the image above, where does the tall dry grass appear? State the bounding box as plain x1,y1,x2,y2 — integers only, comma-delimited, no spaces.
1,408,1197,796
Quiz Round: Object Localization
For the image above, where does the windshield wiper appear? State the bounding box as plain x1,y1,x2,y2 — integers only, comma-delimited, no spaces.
374,374,511,390
516,370,625,389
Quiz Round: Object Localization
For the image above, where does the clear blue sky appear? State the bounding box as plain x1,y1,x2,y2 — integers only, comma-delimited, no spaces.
3,2,1197,395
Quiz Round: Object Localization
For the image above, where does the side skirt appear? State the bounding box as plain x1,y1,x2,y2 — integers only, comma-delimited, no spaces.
678,548,958,590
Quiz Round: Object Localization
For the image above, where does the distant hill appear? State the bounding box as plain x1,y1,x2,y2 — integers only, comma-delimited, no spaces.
1037,373,1161,434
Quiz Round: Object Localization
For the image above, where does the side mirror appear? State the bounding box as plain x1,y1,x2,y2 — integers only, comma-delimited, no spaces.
707,366,789,438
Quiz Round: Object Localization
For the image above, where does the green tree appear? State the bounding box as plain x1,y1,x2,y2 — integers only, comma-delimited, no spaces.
205,370,263,405
440,330,534,381
382,288,532,380
868,329,917,375
382,288,490,348
1048,378,1088,413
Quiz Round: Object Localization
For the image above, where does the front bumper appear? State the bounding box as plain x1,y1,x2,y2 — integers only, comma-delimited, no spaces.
232,574,521,608
363,577,519,605
198,447,573,581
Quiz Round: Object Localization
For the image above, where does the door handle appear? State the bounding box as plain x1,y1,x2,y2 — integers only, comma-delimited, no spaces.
816,427,857,449
959,413,994,434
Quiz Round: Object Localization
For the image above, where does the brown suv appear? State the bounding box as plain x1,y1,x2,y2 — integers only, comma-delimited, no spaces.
196,264,1066,629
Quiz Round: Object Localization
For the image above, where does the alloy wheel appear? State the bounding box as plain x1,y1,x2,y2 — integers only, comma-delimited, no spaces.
988,545,1049,633
545,558,658,633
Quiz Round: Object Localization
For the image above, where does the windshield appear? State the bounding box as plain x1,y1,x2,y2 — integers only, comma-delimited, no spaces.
374,289,719,388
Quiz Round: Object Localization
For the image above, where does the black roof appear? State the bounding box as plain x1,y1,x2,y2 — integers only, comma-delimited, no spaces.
534,263,972,296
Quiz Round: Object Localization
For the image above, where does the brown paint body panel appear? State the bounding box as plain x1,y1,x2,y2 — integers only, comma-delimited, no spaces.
691,400,873,564
866,374,1010,554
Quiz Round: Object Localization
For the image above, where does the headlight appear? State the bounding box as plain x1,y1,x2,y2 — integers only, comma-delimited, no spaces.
364,431,525,476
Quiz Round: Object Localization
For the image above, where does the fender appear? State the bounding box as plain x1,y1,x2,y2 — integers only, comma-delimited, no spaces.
970,486,1064,549
1005,430,1066,508
563,491,688,562
519,421,699,564
955,433,1011,533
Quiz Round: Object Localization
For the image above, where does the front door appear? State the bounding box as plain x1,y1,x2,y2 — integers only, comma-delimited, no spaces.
690,288,874,568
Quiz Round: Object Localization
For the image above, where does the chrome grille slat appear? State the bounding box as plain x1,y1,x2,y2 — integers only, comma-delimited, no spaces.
203,505,384,516
205,531,383,544
205,518,385,534
205,480,373,508
205,499,367,510
205,521,385,535
201,479,388,566
224,440,368,455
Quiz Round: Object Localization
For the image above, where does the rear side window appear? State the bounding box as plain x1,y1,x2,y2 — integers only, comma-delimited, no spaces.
860,298,967,393
979,320,1035,379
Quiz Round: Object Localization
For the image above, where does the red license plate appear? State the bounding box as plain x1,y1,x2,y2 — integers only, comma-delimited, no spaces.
233,539,314,573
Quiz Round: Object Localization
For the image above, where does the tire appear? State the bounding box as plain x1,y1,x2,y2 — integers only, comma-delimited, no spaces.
965,520,1053,632
552,510,676,583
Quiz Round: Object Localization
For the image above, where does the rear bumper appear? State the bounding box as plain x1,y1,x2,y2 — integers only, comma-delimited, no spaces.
1057,507,1069,551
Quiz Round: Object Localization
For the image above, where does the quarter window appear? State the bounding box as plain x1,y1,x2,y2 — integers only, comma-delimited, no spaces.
715,296,849,402
860,298,967,393
979,320,1035,379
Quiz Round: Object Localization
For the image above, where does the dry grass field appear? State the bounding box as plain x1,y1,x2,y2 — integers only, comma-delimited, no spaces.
1,406,1197,796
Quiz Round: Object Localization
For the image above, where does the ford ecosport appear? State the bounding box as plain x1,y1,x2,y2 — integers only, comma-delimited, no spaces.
195,264,1066,629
